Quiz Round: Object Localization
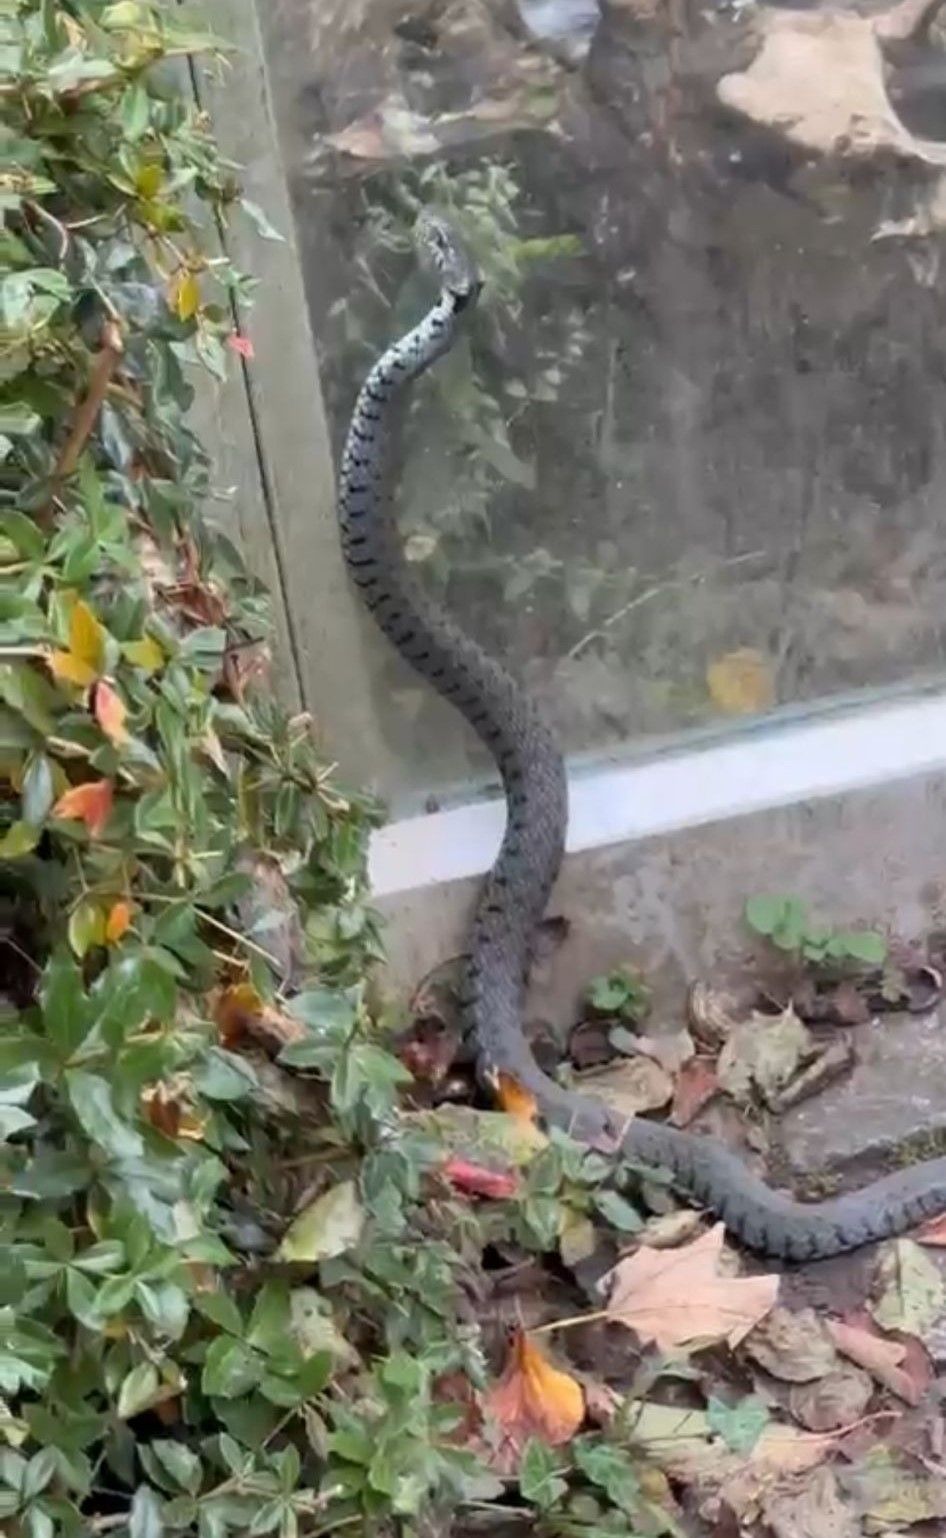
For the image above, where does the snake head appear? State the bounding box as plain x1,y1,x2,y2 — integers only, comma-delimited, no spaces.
414,207,482,309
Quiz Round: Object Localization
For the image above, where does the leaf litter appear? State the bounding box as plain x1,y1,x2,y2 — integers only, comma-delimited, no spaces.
320,919,946,1535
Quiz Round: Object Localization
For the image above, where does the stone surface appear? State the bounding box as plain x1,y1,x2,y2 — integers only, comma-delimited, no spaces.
379,772,946,1180
777,1009,946,1178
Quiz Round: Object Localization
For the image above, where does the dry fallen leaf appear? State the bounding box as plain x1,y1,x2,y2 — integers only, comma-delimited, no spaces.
484,1329,584,1466
828,1312,931,1405
580,1055,673,1119
718,5,946,167
869,1238,945,1336
706,647,775,716
788,1366,873,1432
762,1466,859,1538
212,983,306,1053
603,1223,779,1350
671,1058,719,1126
745,1307,839,1383
717,1006,814,1109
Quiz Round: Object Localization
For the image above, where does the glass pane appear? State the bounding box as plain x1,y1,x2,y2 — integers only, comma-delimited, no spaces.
259,0,946,813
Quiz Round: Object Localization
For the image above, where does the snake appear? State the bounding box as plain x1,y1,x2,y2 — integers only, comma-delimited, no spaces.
337,208,946,1261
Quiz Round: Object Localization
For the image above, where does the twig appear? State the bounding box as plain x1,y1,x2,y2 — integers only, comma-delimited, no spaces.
53,317,124,484
566,550,766,661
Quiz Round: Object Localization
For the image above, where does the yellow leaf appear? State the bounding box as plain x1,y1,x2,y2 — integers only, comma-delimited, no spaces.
122,635,165,673
485,1330,584,1464
69,599,106,675
706,648,775,716
49,649,97,687
170,270,200,321
135,162,164,199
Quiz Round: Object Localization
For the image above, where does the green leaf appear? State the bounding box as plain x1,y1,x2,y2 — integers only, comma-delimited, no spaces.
41,952,91,1055
21,753,54,825
593,1190,643,1233
202,1337,260,1399
0,820,39,858
129,1484,164,1538
64,1071,143,1160
240,199,285,243
276,1180,365,1263
573,1439,640,1511
744,894,790,938
519,1439,567,1508
149,1440,201,1496
706,1394,769,1454
834,929,887,965
117,1362,160,1420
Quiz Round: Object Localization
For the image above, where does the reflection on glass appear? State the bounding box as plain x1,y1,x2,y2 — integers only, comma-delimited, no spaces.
260,0,946,809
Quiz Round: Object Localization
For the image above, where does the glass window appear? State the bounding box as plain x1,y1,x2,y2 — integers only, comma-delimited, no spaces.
259,0,946,814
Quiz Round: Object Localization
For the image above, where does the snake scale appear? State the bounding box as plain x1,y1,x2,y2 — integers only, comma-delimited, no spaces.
337,209,946,1260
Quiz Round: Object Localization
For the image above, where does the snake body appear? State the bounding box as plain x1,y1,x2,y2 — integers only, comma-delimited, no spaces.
337,210,946,1260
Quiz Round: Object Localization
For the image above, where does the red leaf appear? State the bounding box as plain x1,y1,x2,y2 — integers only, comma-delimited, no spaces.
228,333,255,359
442,1156,517,1200
671,1058,719,1126
92,679,128,744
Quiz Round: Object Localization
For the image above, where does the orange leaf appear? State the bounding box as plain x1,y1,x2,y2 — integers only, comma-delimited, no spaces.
105,900,132,944
211,982,306,1053
52,779,114,838
495,1072,538,1123
603,1222,779,1350
141,1084,207,1143
485,1330,584,1463
92,679,128,744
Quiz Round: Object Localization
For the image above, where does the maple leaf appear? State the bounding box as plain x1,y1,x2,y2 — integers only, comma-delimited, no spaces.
442,1155,518,1200
485,1330,584,1467
92,679,128,744
495,1072,538,1123
603,1223,779,1350
52,779,114,837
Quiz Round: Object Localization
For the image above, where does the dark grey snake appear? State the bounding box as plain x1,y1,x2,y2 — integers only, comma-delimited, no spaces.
337,208,946,1260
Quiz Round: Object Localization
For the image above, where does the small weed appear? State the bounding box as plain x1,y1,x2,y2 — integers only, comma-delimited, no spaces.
744,893,887,968
586,966,652,1024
